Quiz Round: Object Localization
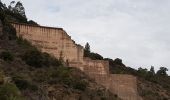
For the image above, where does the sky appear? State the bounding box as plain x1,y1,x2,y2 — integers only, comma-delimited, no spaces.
2,0,170,74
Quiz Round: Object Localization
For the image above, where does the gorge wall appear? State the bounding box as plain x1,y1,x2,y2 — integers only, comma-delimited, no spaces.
11,23,142,100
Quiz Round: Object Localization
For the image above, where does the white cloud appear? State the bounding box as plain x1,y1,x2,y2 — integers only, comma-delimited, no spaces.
2,0,170,74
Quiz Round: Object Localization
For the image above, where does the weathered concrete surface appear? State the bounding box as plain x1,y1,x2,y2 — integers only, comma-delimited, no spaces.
83,57,110,89
12,23,142,100
12,23,84,66
109,75,142,100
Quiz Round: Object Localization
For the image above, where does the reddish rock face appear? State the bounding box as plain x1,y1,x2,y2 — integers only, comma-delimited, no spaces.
12,23,142,100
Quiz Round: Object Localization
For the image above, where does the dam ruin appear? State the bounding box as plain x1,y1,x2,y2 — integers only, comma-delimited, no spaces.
11,22,142,100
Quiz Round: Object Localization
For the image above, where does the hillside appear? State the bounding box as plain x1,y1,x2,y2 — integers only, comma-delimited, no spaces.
0,1,170,100
0,38,119,100
0,1,120,100
0,13,120,100
105,58,170,100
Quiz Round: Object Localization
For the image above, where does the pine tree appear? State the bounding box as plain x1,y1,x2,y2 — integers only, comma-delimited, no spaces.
149,66,155,75
84,42,90,57
85,42,90,53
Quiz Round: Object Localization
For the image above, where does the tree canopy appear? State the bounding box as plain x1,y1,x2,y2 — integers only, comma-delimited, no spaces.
156,67,168,76
84,42,103,60
8,1,26,17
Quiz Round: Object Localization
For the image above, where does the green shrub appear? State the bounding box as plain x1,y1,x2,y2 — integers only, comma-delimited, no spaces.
50,67,70,79
0,51,14,61
49,66,88,91
22,49,43,67
88,52,103,60
47,67,71,85
28,20,38,25
85,52,103,60
17,37,61,68
113,58,123,65
33,69,50,83
41,52,62,67
22,49,61,68
57,67,70,78
13,76,38,91
2,24,17,40
13,77,30,90
73,80,87,91
62,77,72,86
0,83,24,100
58,67,88,91
17,37,33,48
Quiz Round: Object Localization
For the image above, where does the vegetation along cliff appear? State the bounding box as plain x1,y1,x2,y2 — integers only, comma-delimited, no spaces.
0,1,170,100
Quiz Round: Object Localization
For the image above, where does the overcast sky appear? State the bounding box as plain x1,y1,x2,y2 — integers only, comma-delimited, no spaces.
2,0,170,74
